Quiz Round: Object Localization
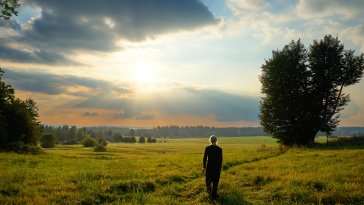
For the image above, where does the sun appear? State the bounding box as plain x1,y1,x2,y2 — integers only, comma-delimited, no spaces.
131,59,159,92
133,60,154,83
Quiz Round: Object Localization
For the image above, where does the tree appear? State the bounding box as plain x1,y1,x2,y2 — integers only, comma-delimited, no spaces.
82,136,97,147
260,35,364,145
129,129,135,137
147,137,157,143
96,131,105,144
77,127,87,141
69,125,78,141
40,134,56,148
139,136,146,143
0,68,42,150
0,0,20,20
112,133,123,142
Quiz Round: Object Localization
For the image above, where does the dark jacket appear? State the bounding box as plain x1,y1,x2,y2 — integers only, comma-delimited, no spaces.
203,145,223,176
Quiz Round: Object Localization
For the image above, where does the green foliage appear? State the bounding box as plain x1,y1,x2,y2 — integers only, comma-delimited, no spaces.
112,133,123,142
260,35,364,145
0,0,20,20
40,134,56,148
123,136,137,143
44,125,87,143
2,141,43,154
62,139,79,145
0,68,42,151
94,145,107,152
68,126,78,141
102,140,108,146
81,136,97,147
139,136,146,143
129,129,135,137
147,136,157,143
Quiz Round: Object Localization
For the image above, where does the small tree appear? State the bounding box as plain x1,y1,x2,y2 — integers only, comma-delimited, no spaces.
82,136,97,147
96,131,105,144
147,137,157,143
139,136,146,143
40,134,56,148
129,129,135,137
112,133,123,142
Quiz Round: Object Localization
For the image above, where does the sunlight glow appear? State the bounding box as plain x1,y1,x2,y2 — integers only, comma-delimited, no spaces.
131,59,160,92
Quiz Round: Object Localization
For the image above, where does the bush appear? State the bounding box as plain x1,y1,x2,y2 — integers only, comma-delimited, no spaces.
102,140,108,146
62,139,79,145
139,136,145,143
94,145,107,152
147,137,157,143
40,134,56,148
82,136,97,147
3,141,43,155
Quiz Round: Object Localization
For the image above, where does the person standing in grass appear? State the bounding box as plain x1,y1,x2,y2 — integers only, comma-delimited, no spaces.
203,135,223,200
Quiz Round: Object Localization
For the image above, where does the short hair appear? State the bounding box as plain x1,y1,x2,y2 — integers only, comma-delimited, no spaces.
209,135,217,144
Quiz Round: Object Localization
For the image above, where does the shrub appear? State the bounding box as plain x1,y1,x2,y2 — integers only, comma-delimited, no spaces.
112,133,123,142
102,140,108,146
3,141,43,155
94,145,107,152
139,136,146,143
62,139,79,145
147,137,157,143
82,136,97,147
40,133,56,148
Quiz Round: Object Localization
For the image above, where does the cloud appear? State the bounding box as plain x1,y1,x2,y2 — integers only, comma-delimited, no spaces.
342,25,364,52
3,69,259,122
341,101,362,118
83,112,98,117
228,0,267,14
134,114,154,121
152,88,259,121
3,68,130,96
296,0,364,20
0,0,218,65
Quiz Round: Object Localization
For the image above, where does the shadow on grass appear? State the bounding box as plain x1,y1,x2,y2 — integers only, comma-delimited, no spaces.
217,191,251,205
313,136,364,150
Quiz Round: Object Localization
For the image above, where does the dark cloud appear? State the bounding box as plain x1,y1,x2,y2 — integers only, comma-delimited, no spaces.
3,68,130,96
83,112,98,117
3,69,258,122
0,0,217,64
134,114,154,121
75,86,259,122
145,88,259,121
0,41,80,65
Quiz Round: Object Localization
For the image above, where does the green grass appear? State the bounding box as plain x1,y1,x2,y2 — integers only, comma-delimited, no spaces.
1,137,363,204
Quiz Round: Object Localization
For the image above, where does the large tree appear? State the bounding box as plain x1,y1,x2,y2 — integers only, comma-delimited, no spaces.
0,0,20,20
259,35,364,145
0,68,42,149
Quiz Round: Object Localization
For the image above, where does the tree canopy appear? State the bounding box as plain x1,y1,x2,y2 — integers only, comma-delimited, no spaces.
259,35,364,145
0,0,20,20
0,68,42,150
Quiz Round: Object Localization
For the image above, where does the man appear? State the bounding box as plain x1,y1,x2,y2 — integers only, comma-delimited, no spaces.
203,135,223,200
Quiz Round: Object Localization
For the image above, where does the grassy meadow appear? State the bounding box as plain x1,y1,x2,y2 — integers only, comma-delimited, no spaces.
1,136,364,205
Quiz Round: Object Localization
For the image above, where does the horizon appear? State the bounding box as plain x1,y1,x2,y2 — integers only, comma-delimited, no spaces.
1,0,364,127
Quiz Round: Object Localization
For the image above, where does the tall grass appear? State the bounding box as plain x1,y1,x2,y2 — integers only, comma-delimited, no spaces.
1,137,363,204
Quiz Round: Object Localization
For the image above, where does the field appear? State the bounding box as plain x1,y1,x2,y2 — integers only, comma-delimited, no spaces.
1,137,364,205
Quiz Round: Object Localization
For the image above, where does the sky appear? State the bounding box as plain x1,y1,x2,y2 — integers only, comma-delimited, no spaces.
1,0,364,127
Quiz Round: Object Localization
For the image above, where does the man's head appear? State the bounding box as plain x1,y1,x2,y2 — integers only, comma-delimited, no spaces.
209,135,217,144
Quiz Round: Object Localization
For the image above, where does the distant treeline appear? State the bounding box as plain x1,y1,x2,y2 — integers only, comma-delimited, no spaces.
43,125,364,143
149,126,268,138
326,127,364,137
